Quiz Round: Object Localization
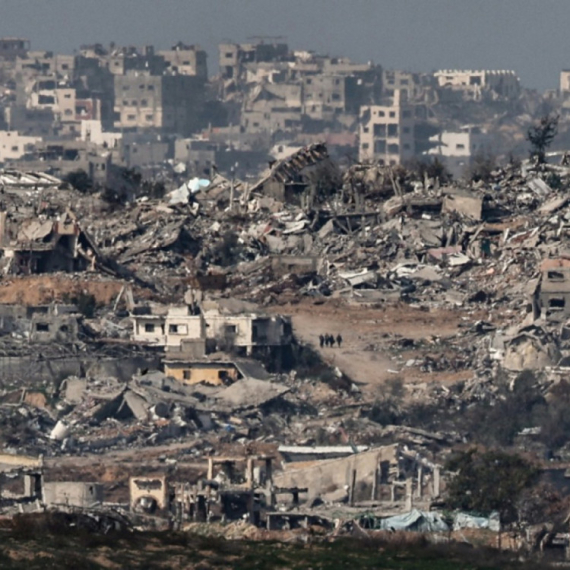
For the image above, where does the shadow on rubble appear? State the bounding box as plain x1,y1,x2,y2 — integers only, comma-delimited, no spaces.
286,340,354,392
365,369,570,457
9,511,132,548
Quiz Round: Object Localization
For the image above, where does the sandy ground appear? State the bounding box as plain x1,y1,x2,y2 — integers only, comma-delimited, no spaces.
274,298,482,395
0,274,131,305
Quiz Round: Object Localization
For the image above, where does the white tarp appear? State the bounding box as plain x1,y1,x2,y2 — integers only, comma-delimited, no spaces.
339,268,378,287
377,509,449,532
364,509,500,533
168,178,210,205
188,178,211,193
453,512,500,532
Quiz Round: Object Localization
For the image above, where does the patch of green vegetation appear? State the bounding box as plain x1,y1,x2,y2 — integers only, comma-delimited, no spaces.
0,528,558,569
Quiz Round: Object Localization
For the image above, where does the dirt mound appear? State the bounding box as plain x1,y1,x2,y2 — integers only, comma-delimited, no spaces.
0,274,146,306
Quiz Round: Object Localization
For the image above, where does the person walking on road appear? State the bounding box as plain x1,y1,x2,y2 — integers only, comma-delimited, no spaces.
319,334,325,348
336,334,343,348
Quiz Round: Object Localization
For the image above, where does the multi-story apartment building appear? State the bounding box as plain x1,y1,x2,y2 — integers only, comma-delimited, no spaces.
74,49,116,128
0,38,30,61
359,90,415,165
560,70,570,96
0,130,40,162
434,69,520,101
427,126,488,158
4,106,56,137
302,75,347,120
107,45,167,76
158,43,207,79
223,44,383,136
240,82,303,134
426,125,489,177
15,51,74,78
219,40,289,80
113,72,205,136
382,70,433,101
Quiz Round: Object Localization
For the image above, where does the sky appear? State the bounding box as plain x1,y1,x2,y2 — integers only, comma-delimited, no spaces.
0,0,568,90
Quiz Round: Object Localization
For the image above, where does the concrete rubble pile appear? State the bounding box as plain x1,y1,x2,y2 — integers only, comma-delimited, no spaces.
5,147,570,552
3,148,570,454
17,145,546,316
50,369,294,453
0,360,367,458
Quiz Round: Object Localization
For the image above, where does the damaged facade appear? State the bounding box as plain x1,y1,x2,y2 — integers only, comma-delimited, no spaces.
132,298,292,357
249,143,339,208
0,206,101,276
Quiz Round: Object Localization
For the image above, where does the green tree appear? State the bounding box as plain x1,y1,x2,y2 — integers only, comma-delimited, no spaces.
463,369,545,447
537,380,570,450
71,291,98,319
445,449,539,525
405,156,452,184
527,114,559,164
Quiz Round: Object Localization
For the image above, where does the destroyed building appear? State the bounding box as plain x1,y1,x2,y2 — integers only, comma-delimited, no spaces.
29,305,81,343
4,102,570,554
43,481,104,508
433,69,521,101
248,143,339,207
359,90,415,165
132,298,292,357
535,259,570,320
163,357,269,386
0,303,80,343
0,208,101,275
113,73,206,136
274,444,441,508
130,476,168,514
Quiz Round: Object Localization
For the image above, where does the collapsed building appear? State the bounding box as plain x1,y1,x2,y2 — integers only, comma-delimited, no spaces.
249,143,340,208
4,143,570,548
534,258,570,321
124,443,442,530
274,444,441,509
0,209,101,275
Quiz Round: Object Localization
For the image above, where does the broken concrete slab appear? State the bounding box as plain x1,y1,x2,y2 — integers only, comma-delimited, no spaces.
213,378,289,410
442,194,482,220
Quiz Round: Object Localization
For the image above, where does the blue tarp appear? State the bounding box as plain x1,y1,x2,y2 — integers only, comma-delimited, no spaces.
376,509,449,532
359,509,500,533
453,512,500,532
168,178,211,205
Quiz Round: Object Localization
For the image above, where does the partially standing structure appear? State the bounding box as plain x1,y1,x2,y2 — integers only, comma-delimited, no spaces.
249,143,339,207
359,90,415,165
131,297,293,358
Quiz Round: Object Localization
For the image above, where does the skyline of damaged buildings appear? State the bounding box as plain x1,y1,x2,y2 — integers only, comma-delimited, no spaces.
0,34,567,188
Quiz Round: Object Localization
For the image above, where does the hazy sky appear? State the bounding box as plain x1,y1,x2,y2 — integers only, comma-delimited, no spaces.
1,0,567,90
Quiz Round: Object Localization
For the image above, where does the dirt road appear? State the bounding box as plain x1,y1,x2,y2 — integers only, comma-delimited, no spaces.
275,299,478,395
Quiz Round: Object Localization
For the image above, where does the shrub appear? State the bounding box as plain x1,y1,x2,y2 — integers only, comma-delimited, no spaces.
71,291,98,318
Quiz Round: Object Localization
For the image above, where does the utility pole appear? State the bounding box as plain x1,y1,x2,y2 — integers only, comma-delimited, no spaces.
229,165,235,212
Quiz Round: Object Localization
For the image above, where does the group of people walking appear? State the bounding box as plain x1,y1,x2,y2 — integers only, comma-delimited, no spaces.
319,333,342,348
